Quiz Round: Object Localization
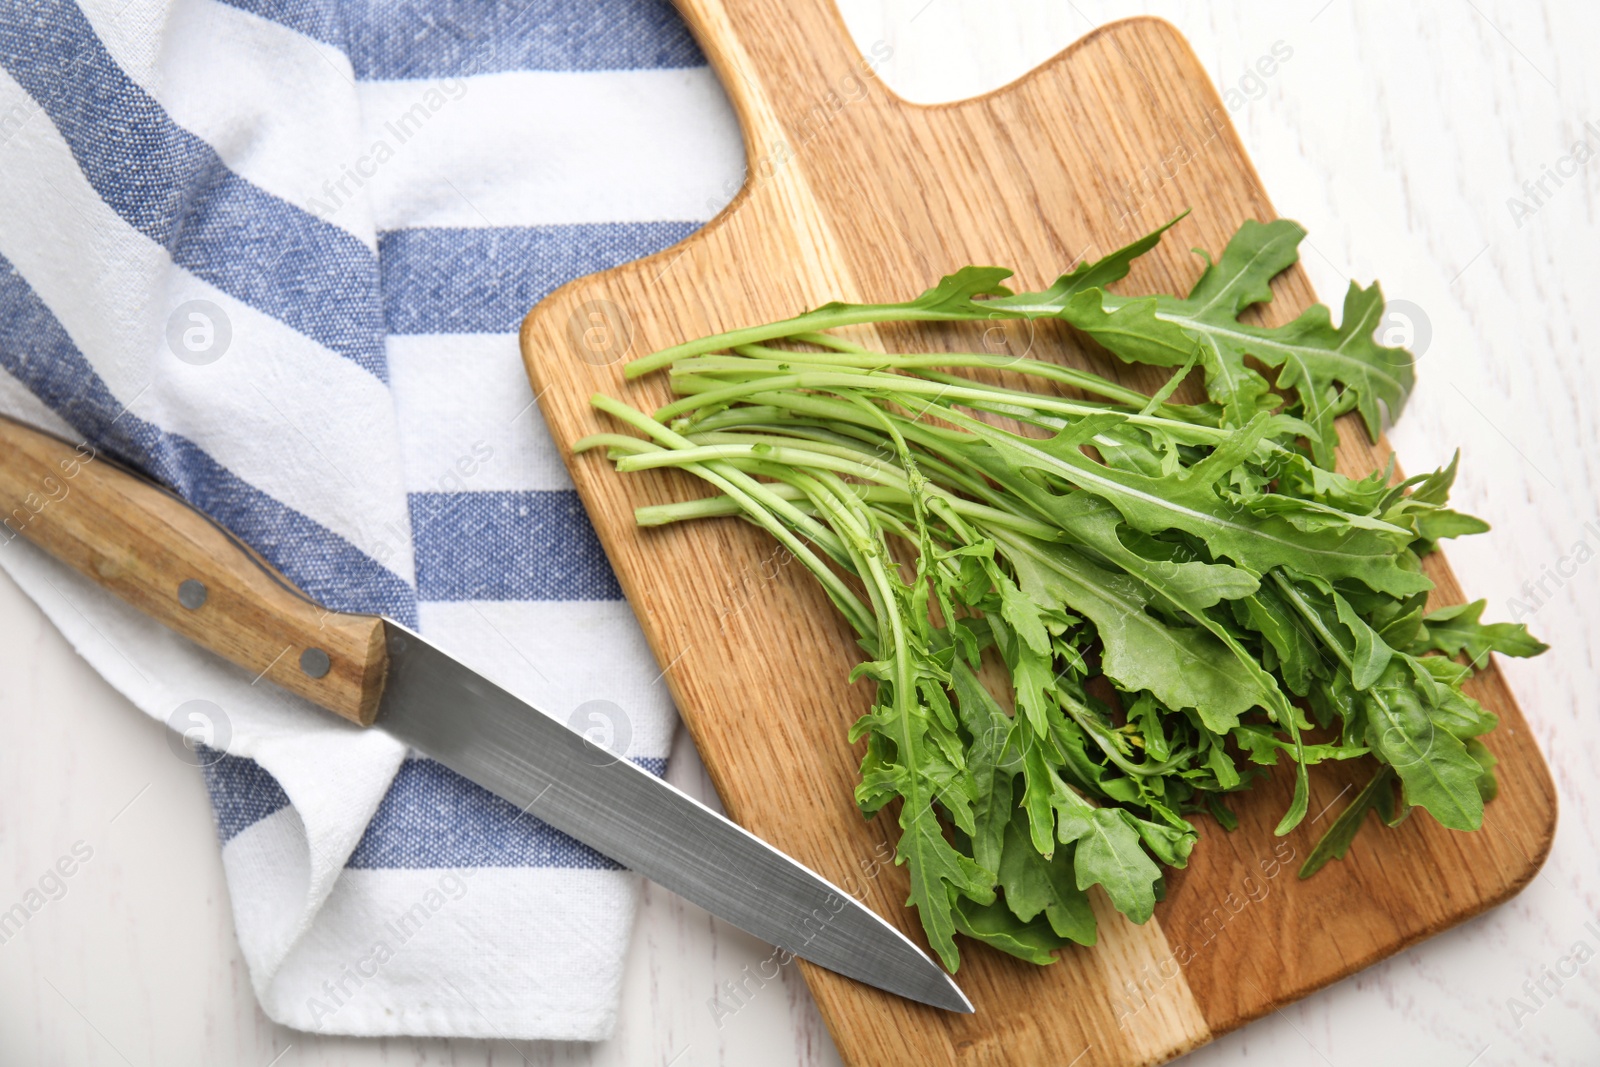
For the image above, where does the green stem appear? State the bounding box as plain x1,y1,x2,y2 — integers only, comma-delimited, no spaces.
626,306,1014,378
656,364,1233,444
592,394,850,563
722,345,1175,411
635,483,1057,540
571,433,666,458
589,394,874,635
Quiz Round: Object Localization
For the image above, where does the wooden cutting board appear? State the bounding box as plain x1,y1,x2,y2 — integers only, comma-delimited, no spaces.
519,8,1556,1065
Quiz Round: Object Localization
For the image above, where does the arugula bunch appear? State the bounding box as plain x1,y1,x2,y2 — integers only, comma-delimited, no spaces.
580,219,1546,971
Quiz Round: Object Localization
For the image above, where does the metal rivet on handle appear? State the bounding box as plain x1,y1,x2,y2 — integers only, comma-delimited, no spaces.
299,647,331,679
177,579,208,610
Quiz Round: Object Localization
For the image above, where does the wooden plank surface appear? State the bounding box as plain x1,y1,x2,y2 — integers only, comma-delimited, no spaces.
520,7,1556,1066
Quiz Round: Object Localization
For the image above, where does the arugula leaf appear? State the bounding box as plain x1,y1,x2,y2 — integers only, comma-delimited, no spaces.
988,216,1186,315
1061,220,1297,422
833,265,1017,319
953,896,1073,965
1466,737,1500,803
950,661,1016,876
1057,220,1413,463
1129,692,1173,761
997,809,1097,944
1363,663,1485,831
951,413,1433,597
1004,535,1259,733
1299,767,1397,878
1127,811,1198,867
1055,789,1163,924
1333,591,1394,690
1235,586,1323,696
587,216,1545,971
1420,600,1550,667
899,805,997,968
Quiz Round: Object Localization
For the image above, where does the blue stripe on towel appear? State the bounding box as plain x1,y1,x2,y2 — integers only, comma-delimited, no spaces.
0,0,389,380
347,756,668,869
0,252,417,623
202,751,293,843
410,491,621,602
378,223,698,336
221,0,704,79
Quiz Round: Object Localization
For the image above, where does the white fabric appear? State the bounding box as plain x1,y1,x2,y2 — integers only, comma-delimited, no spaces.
0,0,743,1041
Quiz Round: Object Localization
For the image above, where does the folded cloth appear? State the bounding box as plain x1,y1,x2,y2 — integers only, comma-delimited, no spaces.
0,0,742,1040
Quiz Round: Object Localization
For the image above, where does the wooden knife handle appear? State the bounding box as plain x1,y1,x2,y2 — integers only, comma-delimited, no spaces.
0,416,387,725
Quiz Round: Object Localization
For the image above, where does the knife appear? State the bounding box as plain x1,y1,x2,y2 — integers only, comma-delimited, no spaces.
0,414,971,1014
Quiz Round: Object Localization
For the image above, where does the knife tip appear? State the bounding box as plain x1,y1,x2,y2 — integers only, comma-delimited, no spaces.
926,972,976,1014
950,987,977,1015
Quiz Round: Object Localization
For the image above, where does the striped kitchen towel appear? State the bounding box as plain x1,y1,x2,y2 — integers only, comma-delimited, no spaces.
0,0,743,1040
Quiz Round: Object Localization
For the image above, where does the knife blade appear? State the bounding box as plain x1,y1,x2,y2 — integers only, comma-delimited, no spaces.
0,413,970,1013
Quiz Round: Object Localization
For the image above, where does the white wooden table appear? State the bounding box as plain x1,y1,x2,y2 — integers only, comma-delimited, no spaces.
2,1,1596,1064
